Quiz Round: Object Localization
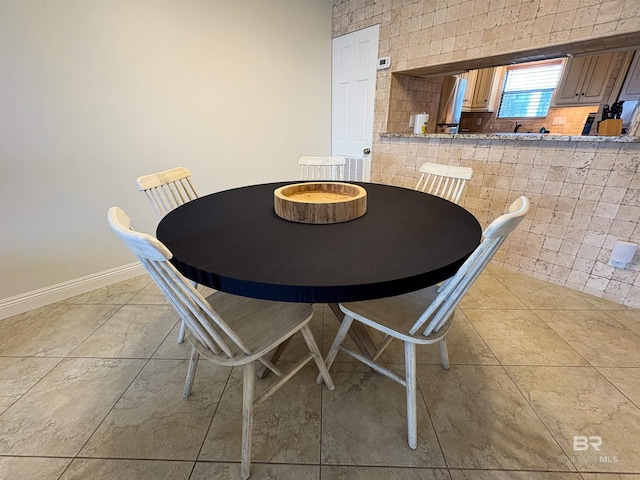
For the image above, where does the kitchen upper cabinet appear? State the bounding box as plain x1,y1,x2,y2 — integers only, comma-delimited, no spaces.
619,50,640,100
462,67,501,112
460,70,477,111
553,53,615,106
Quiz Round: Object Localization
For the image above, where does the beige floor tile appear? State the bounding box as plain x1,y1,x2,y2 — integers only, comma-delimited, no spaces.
0,457,72,480
191,462,319,479
493,274,605,310
321,363,446,467
581,295,634,311
69,305,179,358
152,322,192,360
581,474,640,479
0,357,62,413
506,366,640,472
126,281,170,305
0,358,145,456
59,459,193,480
322,465,450,479
604,310,640,336
0,304,120,357
535,310,640,367
200,365,323,464
378,312,499,366
0,303,61,346
459,274,528,309
597,368,640,408
65,276,151,305
449,471,582,479
4,239,640,477
484,264,514,275
465,309,588,366
417,365,570,471
80,359,228,460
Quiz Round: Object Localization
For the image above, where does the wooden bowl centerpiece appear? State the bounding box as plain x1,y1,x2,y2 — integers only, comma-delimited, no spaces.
274,182,367,224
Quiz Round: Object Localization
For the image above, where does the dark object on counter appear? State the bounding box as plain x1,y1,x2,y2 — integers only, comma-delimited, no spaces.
582,114,596,135
539,127,549,134
602,101,624,121
514,123,522,132
613,101,624,119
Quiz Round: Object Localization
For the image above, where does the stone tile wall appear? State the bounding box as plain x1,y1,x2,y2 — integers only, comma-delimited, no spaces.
376,137,640,306
388,74,443,133
333,0,640,307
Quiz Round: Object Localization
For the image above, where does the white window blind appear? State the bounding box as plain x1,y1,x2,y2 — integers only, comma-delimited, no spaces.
498,61,563,118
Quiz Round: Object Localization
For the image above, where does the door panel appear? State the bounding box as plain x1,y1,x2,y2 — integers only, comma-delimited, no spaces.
332,25,379,181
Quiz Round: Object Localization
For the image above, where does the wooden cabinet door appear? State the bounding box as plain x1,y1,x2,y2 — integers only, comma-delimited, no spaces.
461,70,477,111
620,51,640,100
470,68,495,110
554,57,589,105
554,54,615,105
580,53,615,104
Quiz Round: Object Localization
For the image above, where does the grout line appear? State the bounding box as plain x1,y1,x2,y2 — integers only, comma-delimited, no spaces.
416,373,449,470
191,365,233,470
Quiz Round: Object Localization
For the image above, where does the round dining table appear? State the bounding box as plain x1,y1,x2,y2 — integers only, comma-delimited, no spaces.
156,181,482,304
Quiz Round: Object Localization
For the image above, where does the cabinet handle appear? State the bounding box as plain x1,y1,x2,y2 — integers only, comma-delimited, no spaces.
581,92,585,96
575,93,579,96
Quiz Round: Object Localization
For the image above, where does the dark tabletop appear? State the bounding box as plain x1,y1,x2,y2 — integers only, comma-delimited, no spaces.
156,182,482,303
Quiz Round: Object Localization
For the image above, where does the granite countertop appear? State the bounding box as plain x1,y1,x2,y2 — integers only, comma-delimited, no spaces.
382,132,639,142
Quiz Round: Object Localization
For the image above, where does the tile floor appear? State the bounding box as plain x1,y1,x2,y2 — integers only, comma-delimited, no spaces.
1,266,640,479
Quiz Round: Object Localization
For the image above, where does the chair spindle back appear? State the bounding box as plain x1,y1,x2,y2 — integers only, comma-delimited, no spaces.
299,156,346,181
415,162,473,204
409,196,530,337
136,167,199,218
107,207,251,358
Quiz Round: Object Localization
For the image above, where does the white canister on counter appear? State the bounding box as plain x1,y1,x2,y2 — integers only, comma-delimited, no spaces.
413,113,429,134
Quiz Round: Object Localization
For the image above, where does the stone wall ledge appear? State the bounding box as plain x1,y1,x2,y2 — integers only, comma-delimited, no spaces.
382,132,639,143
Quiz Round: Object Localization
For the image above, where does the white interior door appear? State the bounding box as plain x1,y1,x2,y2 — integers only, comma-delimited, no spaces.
332,25,379,182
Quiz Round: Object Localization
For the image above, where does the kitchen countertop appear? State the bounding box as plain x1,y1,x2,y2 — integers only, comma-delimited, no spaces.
382,132,639,142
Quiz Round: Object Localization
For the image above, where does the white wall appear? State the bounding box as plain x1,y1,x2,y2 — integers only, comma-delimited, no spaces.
0,0,332,301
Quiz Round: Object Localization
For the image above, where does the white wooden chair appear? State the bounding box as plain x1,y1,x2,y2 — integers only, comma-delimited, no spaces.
136,166,199,343
299,156,346,181
415,162,473,204
108,207,334,480
318,196,529,449
136,166,199,218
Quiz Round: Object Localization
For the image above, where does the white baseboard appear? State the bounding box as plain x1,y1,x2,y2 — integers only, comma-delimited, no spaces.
0,262,146,320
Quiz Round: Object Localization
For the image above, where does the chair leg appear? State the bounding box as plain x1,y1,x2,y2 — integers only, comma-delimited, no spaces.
183,346,200,397
404,341,418,449
316,314,354,384
177,320,186,344
300,324,334,390
241,362,256,480
438,338,450,370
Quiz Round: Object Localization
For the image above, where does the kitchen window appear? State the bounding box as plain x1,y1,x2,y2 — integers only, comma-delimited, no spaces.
497,60,563,118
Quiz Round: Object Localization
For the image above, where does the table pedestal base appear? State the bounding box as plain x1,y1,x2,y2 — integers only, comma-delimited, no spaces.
256,303,379,379
327,303,377,360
